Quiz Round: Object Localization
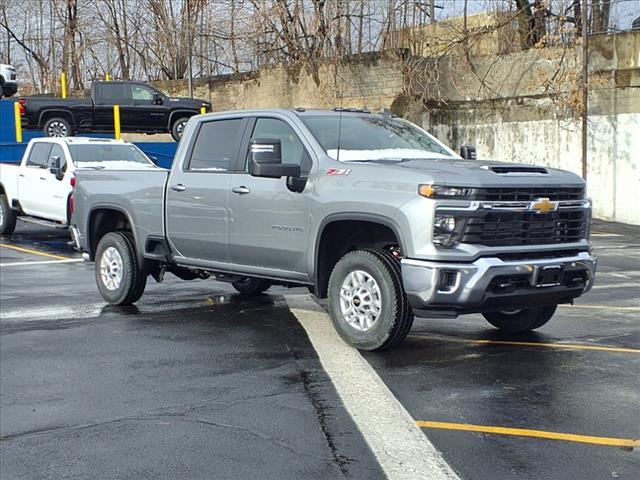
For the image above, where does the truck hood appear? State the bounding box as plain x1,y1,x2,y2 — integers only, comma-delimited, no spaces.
344,157,585,188
166,96,211,109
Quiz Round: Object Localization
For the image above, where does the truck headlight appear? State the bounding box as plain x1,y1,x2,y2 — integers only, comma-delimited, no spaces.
433,215,466,247
419,184,472,199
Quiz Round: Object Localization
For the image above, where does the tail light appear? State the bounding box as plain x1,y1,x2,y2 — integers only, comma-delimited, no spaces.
18,98,26,115
70,175,76,187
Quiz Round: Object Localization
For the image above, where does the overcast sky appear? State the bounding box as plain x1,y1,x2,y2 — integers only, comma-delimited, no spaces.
436,0,639,30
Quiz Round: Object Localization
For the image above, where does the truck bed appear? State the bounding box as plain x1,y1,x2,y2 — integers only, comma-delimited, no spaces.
73,169,169,248
0,163,20,200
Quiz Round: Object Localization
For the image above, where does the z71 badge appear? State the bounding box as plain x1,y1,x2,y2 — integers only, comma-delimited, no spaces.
325,168,351,176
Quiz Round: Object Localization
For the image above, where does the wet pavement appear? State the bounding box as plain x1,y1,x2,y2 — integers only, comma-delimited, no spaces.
365,220,640,479
0,226,382,480
1,221,639,479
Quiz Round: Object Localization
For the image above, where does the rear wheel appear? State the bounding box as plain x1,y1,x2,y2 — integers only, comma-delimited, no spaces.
482,306,557,333
0,84,4,98
44,117,73,137
231,277,271,295
327,249,413,351
171,117,190,142
0,194,17,235
95,232,147,305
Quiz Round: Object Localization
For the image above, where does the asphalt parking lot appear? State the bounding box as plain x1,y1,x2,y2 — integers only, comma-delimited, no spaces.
1,221,639,479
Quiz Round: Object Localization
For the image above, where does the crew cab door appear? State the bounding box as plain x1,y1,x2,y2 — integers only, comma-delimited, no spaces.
123,84,167,131
38,144,71,222
93,83,127,129
228,117,312,276
165,117,248,263
17,142,52,217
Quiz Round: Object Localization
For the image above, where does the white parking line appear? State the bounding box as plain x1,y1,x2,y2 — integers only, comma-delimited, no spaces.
0,259,84,267
290,297,459,480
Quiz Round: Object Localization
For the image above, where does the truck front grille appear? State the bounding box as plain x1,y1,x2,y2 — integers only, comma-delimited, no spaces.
462,209,587,246
470,187,584,202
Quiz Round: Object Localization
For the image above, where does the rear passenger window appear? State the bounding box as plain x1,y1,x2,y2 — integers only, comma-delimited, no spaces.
188,119,244,171
26,143,52,168
99,83,130,102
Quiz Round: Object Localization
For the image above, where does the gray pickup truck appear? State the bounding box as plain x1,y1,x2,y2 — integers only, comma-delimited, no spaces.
71,108,596,350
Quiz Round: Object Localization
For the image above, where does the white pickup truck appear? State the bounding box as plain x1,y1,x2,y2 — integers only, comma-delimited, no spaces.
0,137,159,235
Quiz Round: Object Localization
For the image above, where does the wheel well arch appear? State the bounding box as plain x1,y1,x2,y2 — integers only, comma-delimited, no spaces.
0,183,5,195
314,215,404,298
87,207,134,260
0,75,5,85
168,110,196,129
39,110,75,128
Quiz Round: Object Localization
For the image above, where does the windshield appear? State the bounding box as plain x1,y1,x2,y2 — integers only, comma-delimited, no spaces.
301,114,456,162
69,144,156,168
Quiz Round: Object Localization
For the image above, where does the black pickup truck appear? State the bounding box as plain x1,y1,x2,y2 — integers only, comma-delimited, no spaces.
19,81,211,141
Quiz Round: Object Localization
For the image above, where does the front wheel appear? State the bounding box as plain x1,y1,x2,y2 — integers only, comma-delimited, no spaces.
43,117,73,137
0,194,17,235
95,232,147,305
170,117,190,142
232,277,271,295
328,249,413,351
482,306,557,333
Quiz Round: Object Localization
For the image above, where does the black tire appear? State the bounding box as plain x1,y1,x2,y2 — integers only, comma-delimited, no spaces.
232,277,271,295
0,84,4,99
327,249,414,351
170,117,190,142
95,231,147,305
482,305,557,333
43,117,73,137
0,194,17,235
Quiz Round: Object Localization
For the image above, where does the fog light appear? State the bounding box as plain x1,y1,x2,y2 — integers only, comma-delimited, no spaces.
438,270,459,292
433,215,465,247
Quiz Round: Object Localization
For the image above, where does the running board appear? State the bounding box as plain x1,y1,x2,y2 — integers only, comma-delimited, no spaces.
19,216,68,229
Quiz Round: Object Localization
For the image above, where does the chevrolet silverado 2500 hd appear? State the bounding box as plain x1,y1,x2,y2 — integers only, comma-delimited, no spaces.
71,109,596,350
0,137,159,235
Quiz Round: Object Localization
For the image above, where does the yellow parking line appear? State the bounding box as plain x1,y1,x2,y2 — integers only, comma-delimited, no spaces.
409,334,640,354
0,243,70,261
416,421,640,448
560,304,640,312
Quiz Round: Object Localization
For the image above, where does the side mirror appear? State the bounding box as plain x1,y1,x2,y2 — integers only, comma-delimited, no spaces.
460,145,477,160
49,156,64,180
153,92,163,105
249,138,300,179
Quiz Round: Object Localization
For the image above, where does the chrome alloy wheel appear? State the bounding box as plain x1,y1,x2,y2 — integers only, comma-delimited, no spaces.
176,121,186,137
47,120,68,137
339,270,382,332
100,247,124,291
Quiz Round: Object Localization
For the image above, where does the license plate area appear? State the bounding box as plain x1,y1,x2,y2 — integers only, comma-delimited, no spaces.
533,265,563,287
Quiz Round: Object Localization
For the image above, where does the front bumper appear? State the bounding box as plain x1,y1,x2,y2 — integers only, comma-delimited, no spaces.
401,251,597,316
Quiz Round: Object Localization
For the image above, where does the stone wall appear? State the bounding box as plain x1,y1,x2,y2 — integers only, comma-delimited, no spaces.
154,52,405,113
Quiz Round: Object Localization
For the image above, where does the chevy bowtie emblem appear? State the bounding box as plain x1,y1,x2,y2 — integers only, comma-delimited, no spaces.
529,197,558,214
